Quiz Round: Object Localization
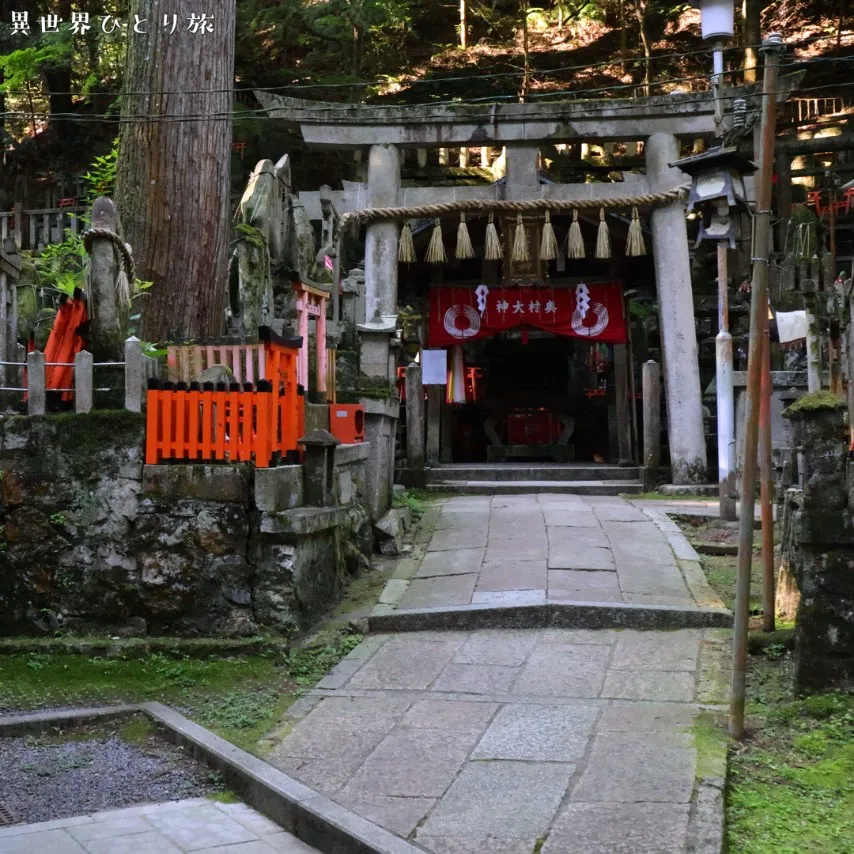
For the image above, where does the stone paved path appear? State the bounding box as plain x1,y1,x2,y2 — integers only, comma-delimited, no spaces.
0,798,318,853
375,494,725,614
264,495,732,854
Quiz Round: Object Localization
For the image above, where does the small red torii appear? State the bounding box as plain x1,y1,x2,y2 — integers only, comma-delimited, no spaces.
293,280,329,398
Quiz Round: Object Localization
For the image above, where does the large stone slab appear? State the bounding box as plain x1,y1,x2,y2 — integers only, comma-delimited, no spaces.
512,643,610,697
417,549,485,578
401,700,499,732
543,507,602,527
472,703,599,761
454,631,541,666
398,574,478,610
429,527,489,552
570,732,695,803
543,802,690,854
417,761,574,838
548,570,622,602
600,669,697,703
432,663,521,694
597,702,698,732
339,726,478,798
591,503,650,522
485,538,548,562
548,544,615,572
610,629,702,671
547,526,610,550
347,636,464,689
475,560,547,592
332,793,436,838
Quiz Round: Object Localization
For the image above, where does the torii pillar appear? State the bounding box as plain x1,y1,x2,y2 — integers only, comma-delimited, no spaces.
646,133,707,483
362,143,401,380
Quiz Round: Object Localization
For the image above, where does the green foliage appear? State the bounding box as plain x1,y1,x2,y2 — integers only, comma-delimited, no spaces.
82,139,120,204
728,679,854,854
35,233,87,298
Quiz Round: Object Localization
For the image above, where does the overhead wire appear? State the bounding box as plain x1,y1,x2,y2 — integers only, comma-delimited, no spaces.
0,29,851,99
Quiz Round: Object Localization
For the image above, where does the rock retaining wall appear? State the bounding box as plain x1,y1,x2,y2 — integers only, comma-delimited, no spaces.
0,412,372,637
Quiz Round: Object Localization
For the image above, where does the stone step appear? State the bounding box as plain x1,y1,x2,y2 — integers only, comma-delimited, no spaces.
426,465,640,483
426,480,644,496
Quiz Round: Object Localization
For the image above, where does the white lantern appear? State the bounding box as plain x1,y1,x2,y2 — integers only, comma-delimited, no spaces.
690,0,735,41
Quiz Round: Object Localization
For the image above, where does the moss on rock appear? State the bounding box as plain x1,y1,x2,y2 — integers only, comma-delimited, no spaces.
782,391,847,417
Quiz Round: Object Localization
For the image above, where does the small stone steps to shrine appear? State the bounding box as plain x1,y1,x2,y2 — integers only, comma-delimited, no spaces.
425,463,643,496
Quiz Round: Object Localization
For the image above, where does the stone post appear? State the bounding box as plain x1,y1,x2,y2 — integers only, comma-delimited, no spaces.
405,362,425,474
75,350,93,414
298,429,340,507
614,343,633,465
426,385,442,464
124,336,144,412
364,144,401,328
87,197,126,358
27,350,45,415
642,360,661,486
645,133,707,483
504,147,540,201
781,393,852,693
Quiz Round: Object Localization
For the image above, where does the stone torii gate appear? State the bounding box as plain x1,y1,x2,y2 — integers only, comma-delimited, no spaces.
258,91,740,485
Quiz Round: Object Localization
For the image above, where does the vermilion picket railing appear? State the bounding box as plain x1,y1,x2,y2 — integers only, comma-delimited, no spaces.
145,379,291,468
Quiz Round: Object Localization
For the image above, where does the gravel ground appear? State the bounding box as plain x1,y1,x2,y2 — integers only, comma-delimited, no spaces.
0,719,222,823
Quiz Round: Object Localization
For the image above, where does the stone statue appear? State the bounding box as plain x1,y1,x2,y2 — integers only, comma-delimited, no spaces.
231,156,292,337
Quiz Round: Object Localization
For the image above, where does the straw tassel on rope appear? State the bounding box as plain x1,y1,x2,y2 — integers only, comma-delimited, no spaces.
512,214,529,262
567,209,585,259
626,205,646,256
456,212,475,260
540,210,558,261
425,218,447,264
595,207,611,259
398,221,416,263
485,213,502,260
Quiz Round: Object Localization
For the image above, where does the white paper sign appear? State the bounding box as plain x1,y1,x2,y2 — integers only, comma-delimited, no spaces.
421,349,448,385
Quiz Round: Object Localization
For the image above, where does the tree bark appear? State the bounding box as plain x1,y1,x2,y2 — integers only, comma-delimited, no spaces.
460,0,467,48
632,0,651,96
743,0,762,84
115,0,235,341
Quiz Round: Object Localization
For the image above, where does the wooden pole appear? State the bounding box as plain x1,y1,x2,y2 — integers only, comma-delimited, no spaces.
731,33,782,741
759,325,775,633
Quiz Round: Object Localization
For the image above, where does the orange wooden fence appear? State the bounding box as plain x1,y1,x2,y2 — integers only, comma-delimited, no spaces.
147,328,305,467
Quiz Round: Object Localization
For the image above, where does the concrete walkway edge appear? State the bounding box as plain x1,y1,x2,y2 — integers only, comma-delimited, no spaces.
0,703,426,854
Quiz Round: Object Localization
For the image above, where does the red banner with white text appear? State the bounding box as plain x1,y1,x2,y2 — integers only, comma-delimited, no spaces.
428,283,626,347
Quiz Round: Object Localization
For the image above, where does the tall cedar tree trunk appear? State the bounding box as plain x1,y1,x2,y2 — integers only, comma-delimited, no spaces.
460,0,467,48
742,0,762,84
115,0,235,341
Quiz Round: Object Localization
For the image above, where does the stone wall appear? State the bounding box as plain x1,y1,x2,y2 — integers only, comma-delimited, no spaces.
778,393,854,693
0,412,372,637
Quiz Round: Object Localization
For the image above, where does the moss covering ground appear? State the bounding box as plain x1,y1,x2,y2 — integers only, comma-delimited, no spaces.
0,631,361,756
675,517,854,853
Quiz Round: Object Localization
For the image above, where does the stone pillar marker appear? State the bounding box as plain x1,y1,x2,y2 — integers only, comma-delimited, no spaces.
405,362,425,473
26,350,45,416
74,350,94,414
781,393,853,693
124,336,144,413
298,429,340,507
645,132,707,483
426,385,442,464
642,360,661,485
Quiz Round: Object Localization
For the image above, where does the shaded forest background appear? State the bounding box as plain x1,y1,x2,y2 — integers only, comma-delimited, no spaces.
0,0,851,202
